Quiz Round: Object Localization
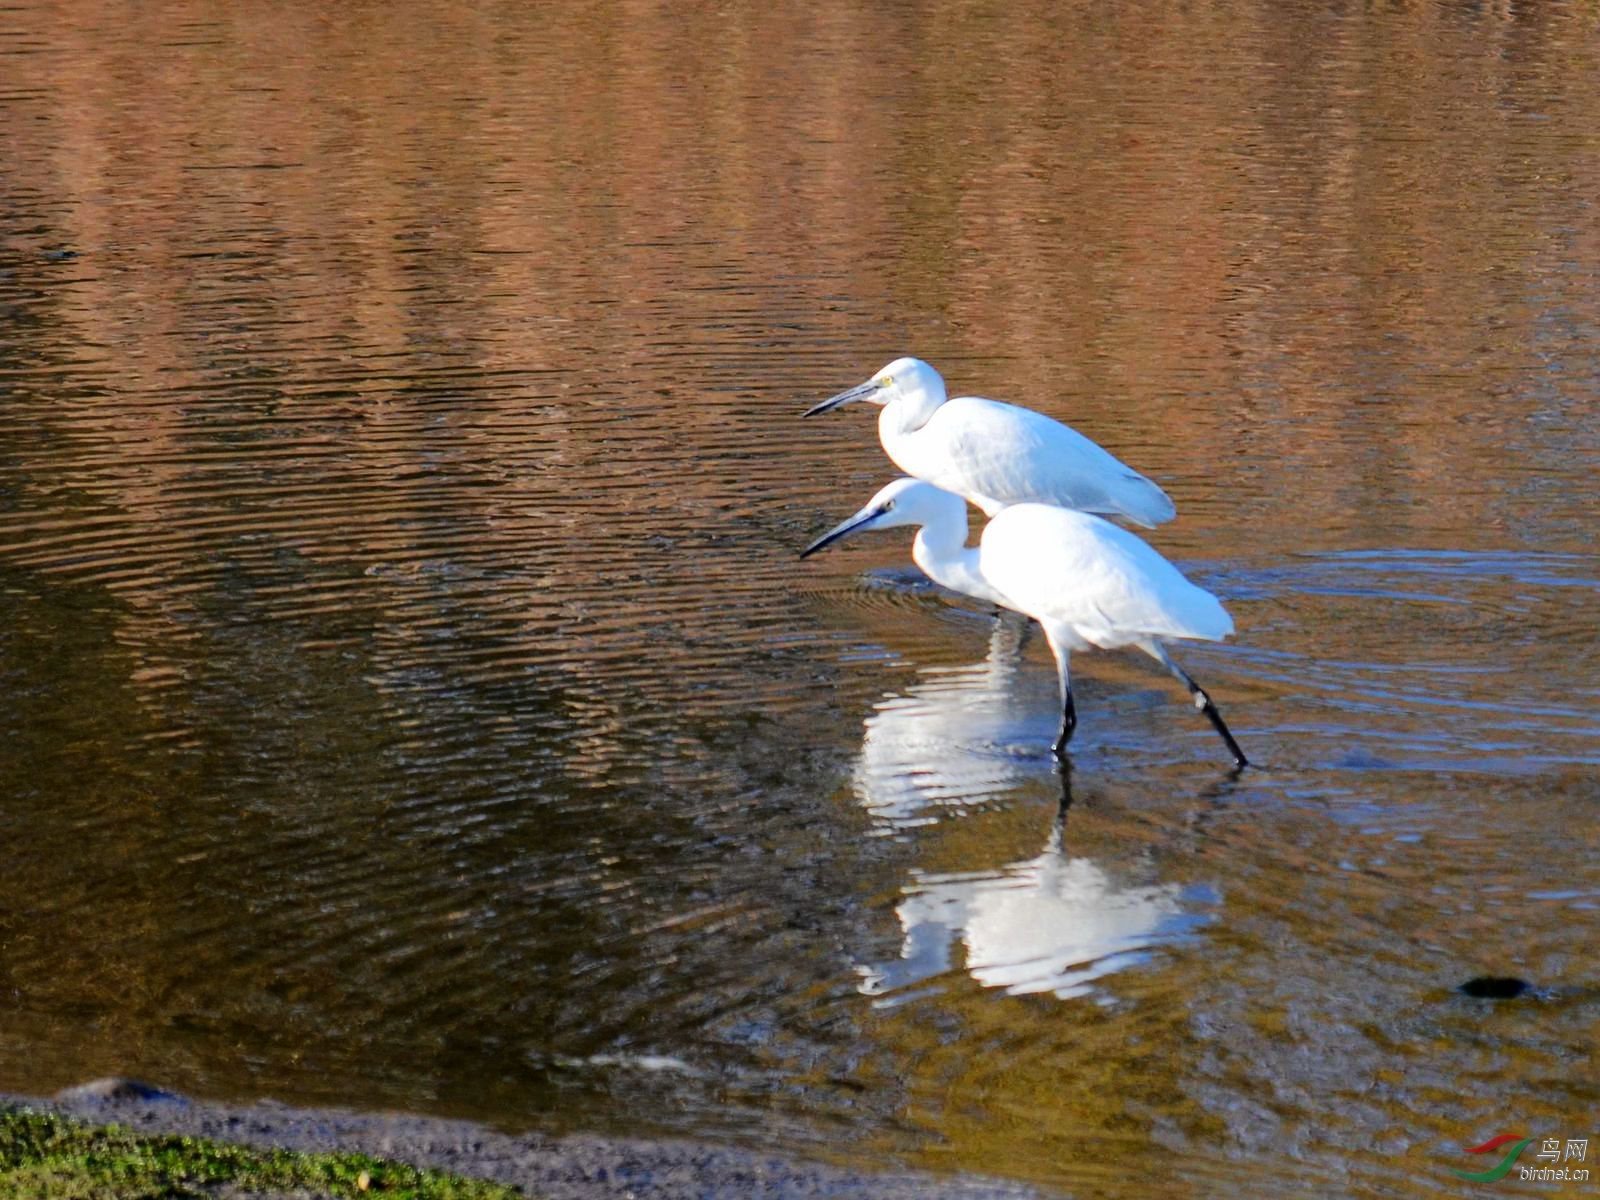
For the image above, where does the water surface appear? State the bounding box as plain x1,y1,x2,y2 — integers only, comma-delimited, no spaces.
2,1,1598,1195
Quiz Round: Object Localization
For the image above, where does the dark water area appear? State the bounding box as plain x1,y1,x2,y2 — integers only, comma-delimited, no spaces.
2,1,1597,1194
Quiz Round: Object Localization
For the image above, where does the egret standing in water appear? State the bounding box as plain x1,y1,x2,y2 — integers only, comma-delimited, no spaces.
801,479,1247,767
805,357,1176,528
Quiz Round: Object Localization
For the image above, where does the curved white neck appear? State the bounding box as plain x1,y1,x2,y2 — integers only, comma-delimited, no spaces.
878,390,943,438
911,516,1011,610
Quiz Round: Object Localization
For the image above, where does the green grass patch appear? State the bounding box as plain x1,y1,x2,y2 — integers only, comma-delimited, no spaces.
0,1106,526,1199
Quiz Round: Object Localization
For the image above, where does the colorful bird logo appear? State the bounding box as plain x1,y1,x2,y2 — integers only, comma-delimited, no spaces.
1452,1134,1535,1182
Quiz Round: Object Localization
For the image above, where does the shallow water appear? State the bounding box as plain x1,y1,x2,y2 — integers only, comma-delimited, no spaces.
2,0,1598,1194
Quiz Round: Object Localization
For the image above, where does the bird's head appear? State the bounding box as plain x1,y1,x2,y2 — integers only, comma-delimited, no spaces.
803,356,946,417
799,478,966,558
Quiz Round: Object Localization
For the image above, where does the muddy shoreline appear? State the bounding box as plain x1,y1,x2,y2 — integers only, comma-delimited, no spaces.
2,1080,1040,1199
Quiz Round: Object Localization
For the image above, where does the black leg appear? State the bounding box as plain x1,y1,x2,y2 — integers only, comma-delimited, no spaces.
989,610,1030,665
1183,675,1248,769
1015,615,1035,656
1045,759,1074,854
1052,687,1077,758
1145,642,1248,769
1043,631,1077,760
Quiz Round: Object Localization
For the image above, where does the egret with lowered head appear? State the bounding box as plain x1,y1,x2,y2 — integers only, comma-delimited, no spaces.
805,358,1176,528
801,479,1246,767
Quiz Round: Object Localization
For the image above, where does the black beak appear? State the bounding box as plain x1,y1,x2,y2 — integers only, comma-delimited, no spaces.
803,380,880,417
799,505,886,558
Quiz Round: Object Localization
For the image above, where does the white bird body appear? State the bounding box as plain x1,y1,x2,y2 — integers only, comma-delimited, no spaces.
801,479,1246,766
978,504,1233,653
808,357,1176,527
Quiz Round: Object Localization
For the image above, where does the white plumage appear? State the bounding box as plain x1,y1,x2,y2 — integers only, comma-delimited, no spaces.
979,503,1233,651
801,478,1246,766
806,357,1175,527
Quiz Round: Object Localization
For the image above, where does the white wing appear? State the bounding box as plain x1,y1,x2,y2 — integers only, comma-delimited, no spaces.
906,397,1176,526
979,504,1232,648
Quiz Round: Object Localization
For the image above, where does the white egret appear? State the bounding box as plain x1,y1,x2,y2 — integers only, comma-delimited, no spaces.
805,357,1176,527
801,479,1247,767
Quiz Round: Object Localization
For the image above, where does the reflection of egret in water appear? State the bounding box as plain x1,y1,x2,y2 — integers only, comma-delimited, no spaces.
860,772,1217,1001
853,617,1057,830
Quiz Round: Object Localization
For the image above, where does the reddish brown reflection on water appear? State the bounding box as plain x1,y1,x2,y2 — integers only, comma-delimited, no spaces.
2,1,1597,1194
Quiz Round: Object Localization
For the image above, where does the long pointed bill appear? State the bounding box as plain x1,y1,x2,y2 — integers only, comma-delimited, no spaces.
803,379,881,417
799,504,887,559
